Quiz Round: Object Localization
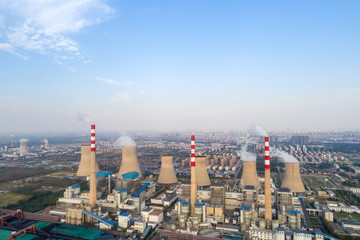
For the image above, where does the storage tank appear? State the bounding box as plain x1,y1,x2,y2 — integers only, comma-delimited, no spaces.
178,214,186,227
181,202,190,215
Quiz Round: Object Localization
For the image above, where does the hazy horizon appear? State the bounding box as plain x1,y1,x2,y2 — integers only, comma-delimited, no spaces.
1,1,359,133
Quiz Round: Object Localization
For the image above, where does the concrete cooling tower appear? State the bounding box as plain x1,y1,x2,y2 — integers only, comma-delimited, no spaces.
76,145,100,177
195,156,211,187
241,161,260,187
158,155,177,184
117,146,142,179
281,162,305,193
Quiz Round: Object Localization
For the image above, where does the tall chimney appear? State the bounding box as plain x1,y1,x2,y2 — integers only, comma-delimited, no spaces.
264,137,272,222
190,135,196,216
89,124,97,208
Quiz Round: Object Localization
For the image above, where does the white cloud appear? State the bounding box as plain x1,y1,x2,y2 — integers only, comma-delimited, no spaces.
0,42,28,60
112,92,131,103
0,0,114,58
97,77,134,87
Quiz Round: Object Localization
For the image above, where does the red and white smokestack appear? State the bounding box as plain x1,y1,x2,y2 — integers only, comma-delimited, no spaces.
191,135,195,167
265,137,270,169
91,125,96,152
190,135,197,216
89,124,97,208
264,136,272,222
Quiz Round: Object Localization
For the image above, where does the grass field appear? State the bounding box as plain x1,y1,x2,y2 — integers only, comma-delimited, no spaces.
302,175,336,189
0,192,29,207
336,212,360,224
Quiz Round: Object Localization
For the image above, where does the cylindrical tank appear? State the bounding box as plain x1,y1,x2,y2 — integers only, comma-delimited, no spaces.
178,214,186,227
272,220,279,230
289,213,297,228
117,146,142,179
194,203,203,216
259,219,266,229
181,202,190,215
192,216,199,229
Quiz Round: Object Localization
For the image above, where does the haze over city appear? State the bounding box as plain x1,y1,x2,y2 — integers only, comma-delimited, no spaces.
0,1,359,133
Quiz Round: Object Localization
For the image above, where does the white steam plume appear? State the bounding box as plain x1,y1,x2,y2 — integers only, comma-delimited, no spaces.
19,138,28,142
240,143,256,162
274,149,298,163
249,124,268,137
77,112,93,125
42,138,48,143
114,135,136,147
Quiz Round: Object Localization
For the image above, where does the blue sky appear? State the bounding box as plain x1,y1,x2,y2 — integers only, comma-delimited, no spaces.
0,0,359,133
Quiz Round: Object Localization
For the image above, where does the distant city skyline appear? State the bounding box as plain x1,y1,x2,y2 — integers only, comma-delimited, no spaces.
1,1,359,133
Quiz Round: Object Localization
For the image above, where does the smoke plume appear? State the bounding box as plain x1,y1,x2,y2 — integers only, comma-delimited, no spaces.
240,143,256,162
249,124,268,137
274,149,298,163
19,138,28,142
42,138,48,143
114,135,136,147
77,112,93,125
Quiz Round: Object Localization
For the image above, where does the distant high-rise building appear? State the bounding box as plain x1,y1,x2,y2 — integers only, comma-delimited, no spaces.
291,136,310,145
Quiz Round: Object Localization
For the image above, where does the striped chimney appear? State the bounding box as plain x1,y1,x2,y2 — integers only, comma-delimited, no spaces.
89,124,97,208
190,135,197,216
265,137,270,169
264,136,272,222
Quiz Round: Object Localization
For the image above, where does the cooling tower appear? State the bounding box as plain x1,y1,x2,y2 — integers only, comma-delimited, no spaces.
195,156,211,187
241,161,260,187
76,145,100,177
281,162,305,193
158,155,177,184
19,140,27,156
117,146,142,179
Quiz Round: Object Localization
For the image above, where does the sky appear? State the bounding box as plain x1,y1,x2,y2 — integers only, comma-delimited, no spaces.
0,0,359,133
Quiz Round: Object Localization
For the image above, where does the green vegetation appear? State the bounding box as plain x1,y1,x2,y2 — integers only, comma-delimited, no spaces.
4,190,64,212
309,216,320,228
302,175,335,189
334,190,360,206
0,192,30,207
324,218,360,240
0,167,53,183
336,212,360,224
